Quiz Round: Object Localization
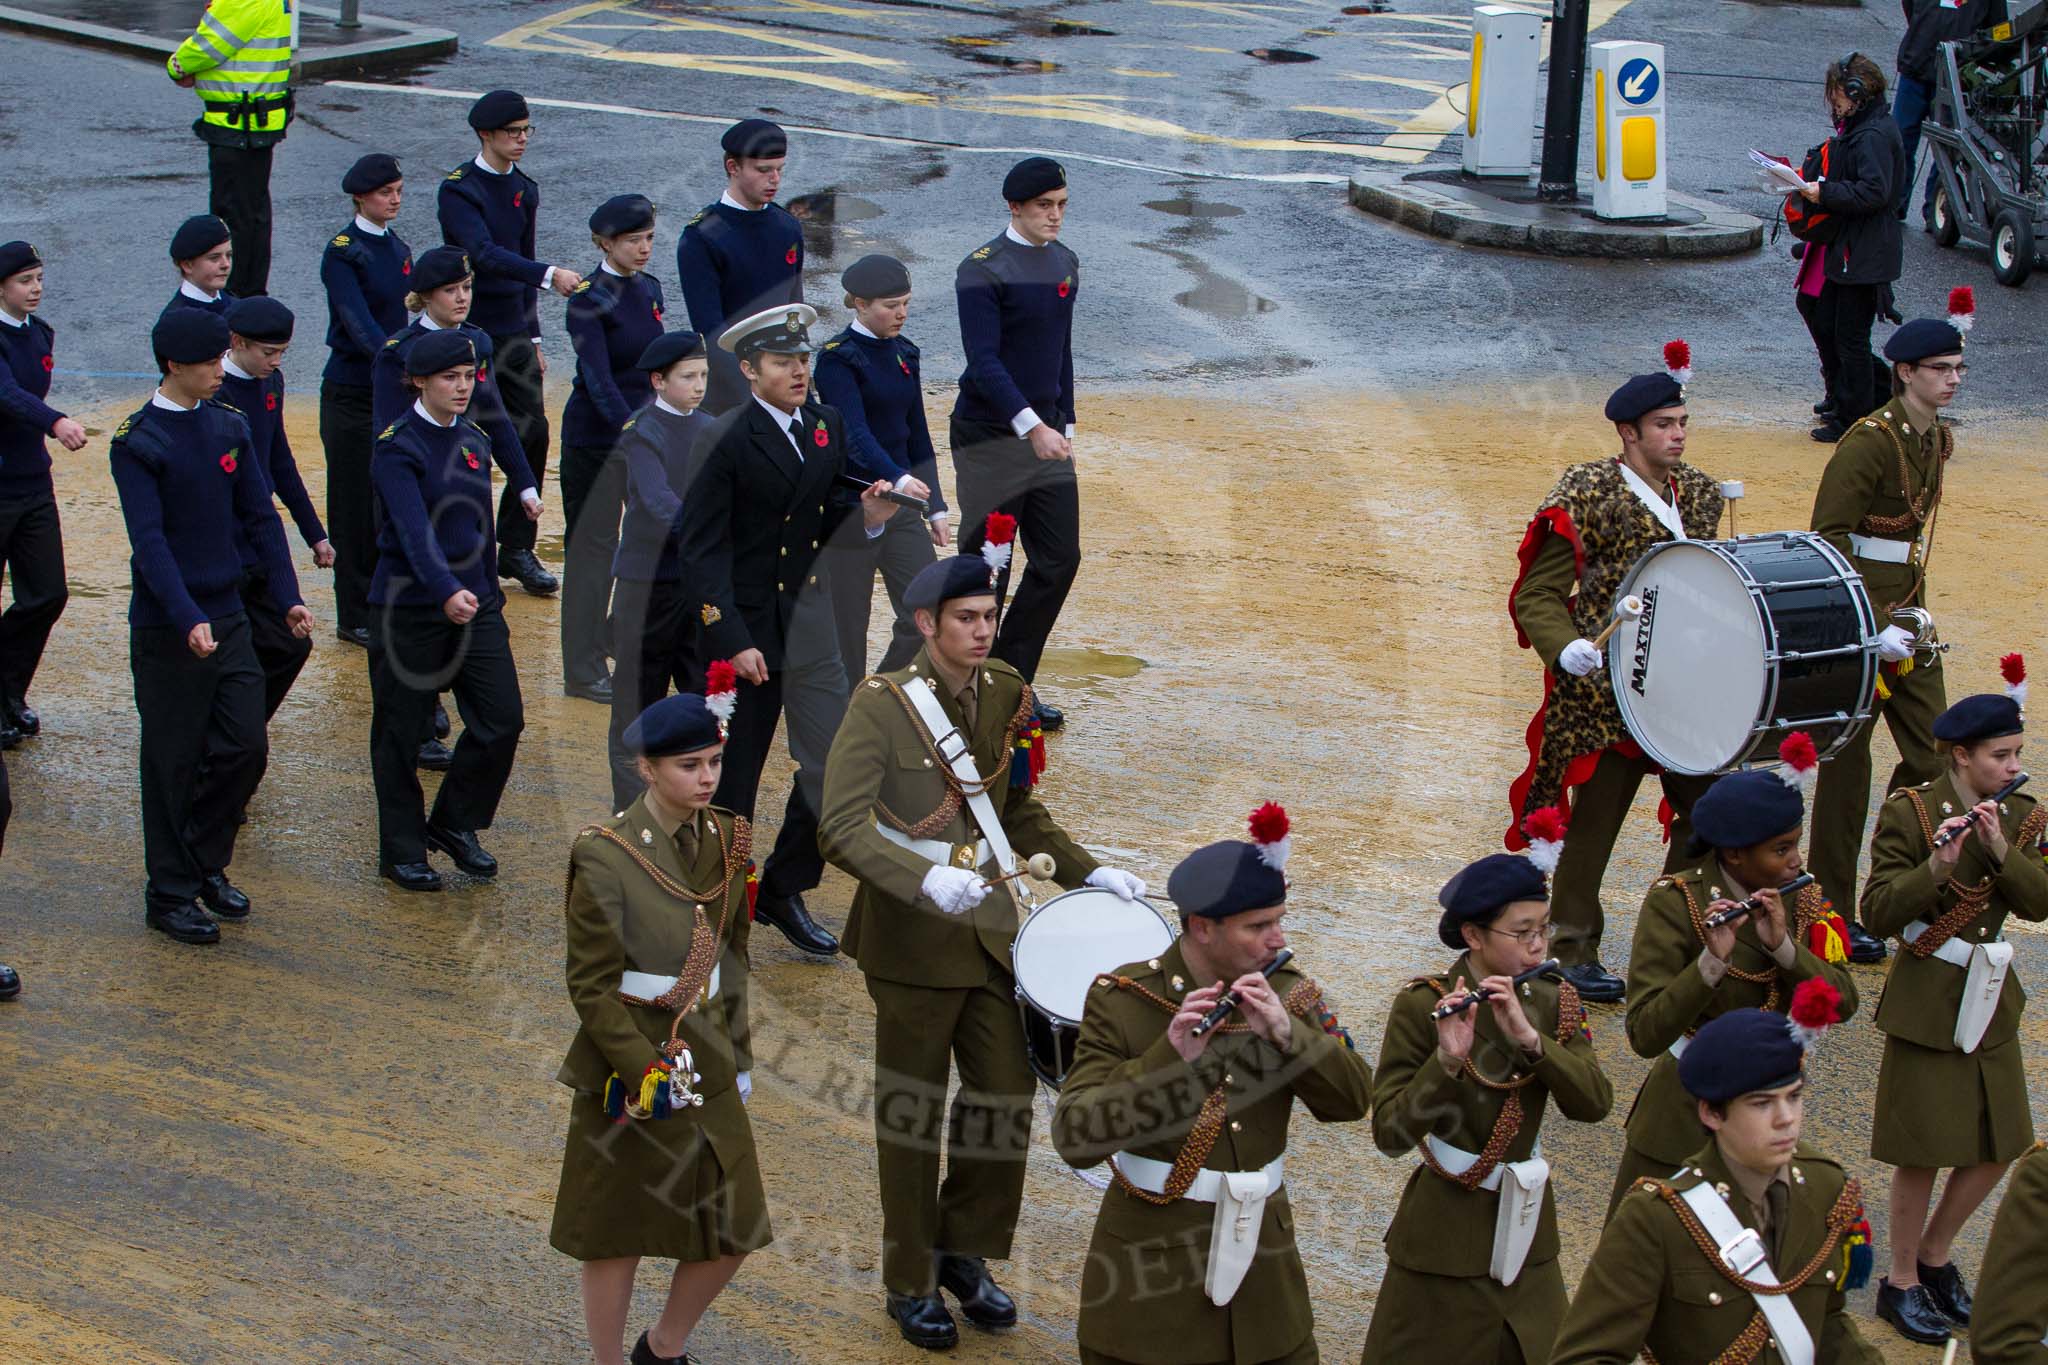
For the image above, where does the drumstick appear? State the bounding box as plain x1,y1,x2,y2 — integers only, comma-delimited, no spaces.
1588,596,1646,652
981,852,1058,889
1188,949,1294,1038
1430,959,1562,1020
1941,1338,1959,1365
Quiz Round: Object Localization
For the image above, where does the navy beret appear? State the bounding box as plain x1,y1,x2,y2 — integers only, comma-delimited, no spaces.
468,89,529,131
589,193,656,237
0,241,41,281
341,153,402,195
404,328,477,377
842,253,912,300
721,118,787,160
1688,769,1805,856
904,556,998,613
1934,693,2024,744
169,214,231,262
1436,853,1548,949
720,303,818,359
1678,1007,1805,1104
226,296,294,343
1604,372,1686,424
152,309,230,365
1003,156,1067,203
623,693,724,758
1884,317,1965,363
637,330,705,373
410,246,472,294
1167,840,1287,921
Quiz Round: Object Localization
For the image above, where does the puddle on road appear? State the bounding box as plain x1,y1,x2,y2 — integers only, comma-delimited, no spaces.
1176,278,1280,319
1246,48,1317,63
1143,199,1246,221
1036,646,1145,681
785,192,884,225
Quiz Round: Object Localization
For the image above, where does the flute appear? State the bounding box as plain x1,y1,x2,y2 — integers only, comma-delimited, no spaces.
1702,873,1817,930
1188,949,1294,1038
1931,773,2030,849
1430,958,1562,1020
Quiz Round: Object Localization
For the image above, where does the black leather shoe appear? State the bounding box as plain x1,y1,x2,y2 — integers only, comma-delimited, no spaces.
1811,422,1848,443
1917,1259,1972,1326
6,701,38,736
1031,696,1064,731
199,873,251,920
754,892,839,956
499,547,559,596
416,738,453,771
937,1253,1017,1329
1845,921,1888,964
1560,960,1627,1003
432,698,451,739
336,624,372,649
885,1292,959,1350
146,899,220,945
0,963,19,1000
629,1330,690,1365
1875,1277,1953,1344
565,674,614,704
425,824,498,877
1812,399,1837,417
381,860,443,892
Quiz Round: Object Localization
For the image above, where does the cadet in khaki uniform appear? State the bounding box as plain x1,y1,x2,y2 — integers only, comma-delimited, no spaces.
550,692,768,1365
1361,838,1612,1365
1970,1140,2048,1363
1614,764,1861,1211
1053,807,1374,1365
817,552,1146,1349
1860,682,2048,1344
1808,309,1977,954
1552,999,1884,1365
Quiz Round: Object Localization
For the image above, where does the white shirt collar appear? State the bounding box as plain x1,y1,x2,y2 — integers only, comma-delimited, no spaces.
1616,458,1686,540
472,153,510,176
222,356,255,381
0,308,25,329
754,394,804,454
719,190,767,213
600,260,628,277
352,213,388,237
654,397,693,418
179,279,221,303
1004,224,1047,248
412,398,457,428
418,312,447,332
152,389,199,412
850,320,879,340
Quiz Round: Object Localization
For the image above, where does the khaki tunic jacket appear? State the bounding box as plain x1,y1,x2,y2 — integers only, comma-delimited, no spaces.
1371,955,1613,1277
1052,941,1374,1364
1971,1141,2048,1363
818,646,1099,988
1862,775,2048,1052
1551,1142,1883,1365
1810,401,1947,614
1624,867,1861,1164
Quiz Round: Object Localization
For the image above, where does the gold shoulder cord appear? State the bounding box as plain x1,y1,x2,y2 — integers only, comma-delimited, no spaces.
1412,977,1586,1191
1856,421,1950,611
868,675,1035,838
1675,882,1827,1015
1895,792,2045,957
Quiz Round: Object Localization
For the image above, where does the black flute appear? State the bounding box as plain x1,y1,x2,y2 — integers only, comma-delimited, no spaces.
1430,957,1562,1021
1189,948,1294,1037
1931,773,2031,849
1702,873,1818,930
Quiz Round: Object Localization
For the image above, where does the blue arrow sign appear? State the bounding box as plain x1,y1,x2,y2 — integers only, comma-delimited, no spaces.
1618,57,1660,105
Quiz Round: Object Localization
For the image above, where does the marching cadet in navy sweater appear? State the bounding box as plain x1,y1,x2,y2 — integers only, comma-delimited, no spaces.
321,153,412,647
437,89,580,597
813,254,949,678
367,328,541,894
559,194,665,703
220,297,330,720
951,158,1082,731
113,309,311,945
372,246,530,481
675,119,803,416
0,243,87,744
159,214,237,325
604,331,712,809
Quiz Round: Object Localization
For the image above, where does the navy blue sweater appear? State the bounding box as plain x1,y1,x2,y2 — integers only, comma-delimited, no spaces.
675,199,803,412
320,221,413,388
614,401,712,583
218,367,328,569
109,397,303,630
437,160,549,339
951,231,1078,433
0,313,64,497
370,408,516,608
371,319,532,483
563,266,665,450
157,286,236,328
811,326,945,510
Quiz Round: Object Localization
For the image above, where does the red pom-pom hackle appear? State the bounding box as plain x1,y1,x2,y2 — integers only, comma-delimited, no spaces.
1663,339,1693,385
1947,285,1976,331
1789,977,1843,1034
1248,801,1292,871
1522,805,1569,846
2001,652,2026,686
704,658,739,728
984,511,1017,546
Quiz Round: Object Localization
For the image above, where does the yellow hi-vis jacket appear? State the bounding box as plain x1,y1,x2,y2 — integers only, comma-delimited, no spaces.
168,0,294,144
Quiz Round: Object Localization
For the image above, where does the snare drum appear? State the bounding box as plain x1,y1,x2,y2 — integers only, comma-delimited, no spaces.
1609,532,1878,775
1012,889,1177,1089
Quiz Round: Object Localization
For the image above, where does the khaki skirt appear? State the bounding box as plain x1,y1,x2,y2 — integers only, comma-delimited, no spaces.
1871,1032,2036,1168
1359,1258,1566,1365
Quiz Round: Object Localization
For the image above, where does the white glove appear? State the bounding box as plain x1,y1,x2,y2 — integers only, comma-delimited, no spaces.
1086,867,1147,901
1876,624,1915,663
1558,638,1603,677
736,1070,752,1105
920,864,989,916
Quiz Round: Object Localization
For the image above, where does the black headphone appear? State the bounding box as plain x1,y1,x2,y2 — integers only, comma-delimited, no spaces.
1836,51,1868,105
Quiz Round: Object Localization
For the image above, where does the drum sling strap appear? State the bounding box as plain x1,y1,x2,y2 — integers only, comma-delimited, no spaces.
896,676,1019,879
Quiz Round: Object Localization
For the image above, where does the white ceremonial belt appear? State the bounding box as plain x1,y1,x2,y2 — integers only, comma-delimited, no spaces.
1677,1182,1815,1365
1849,533,1915,564
1422,1135,1550,1285
1904,918,1978,968
1113,1151,1284,1204
1114,1152,1284,1308
620,964,720,1004
874,821,991,871
1908,920,2014,1052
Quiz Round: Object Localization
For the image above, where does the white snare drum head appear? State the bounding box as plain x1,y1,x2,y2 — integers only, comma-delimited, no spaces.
1610,542,1768,775
1013,890,1176,1024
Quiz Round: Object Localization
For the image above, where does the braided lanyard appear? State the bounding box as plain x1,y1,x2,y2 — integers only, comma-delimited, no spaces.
1896,790,2048,957
1414,976,1586,1192
869,674,1032,838
1676,880,1827,1015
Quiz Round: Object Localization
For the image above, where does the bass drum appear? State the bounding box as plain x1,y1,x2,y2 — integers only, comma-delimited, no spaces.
1012,889,1177,1089
1608,532,1878,775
